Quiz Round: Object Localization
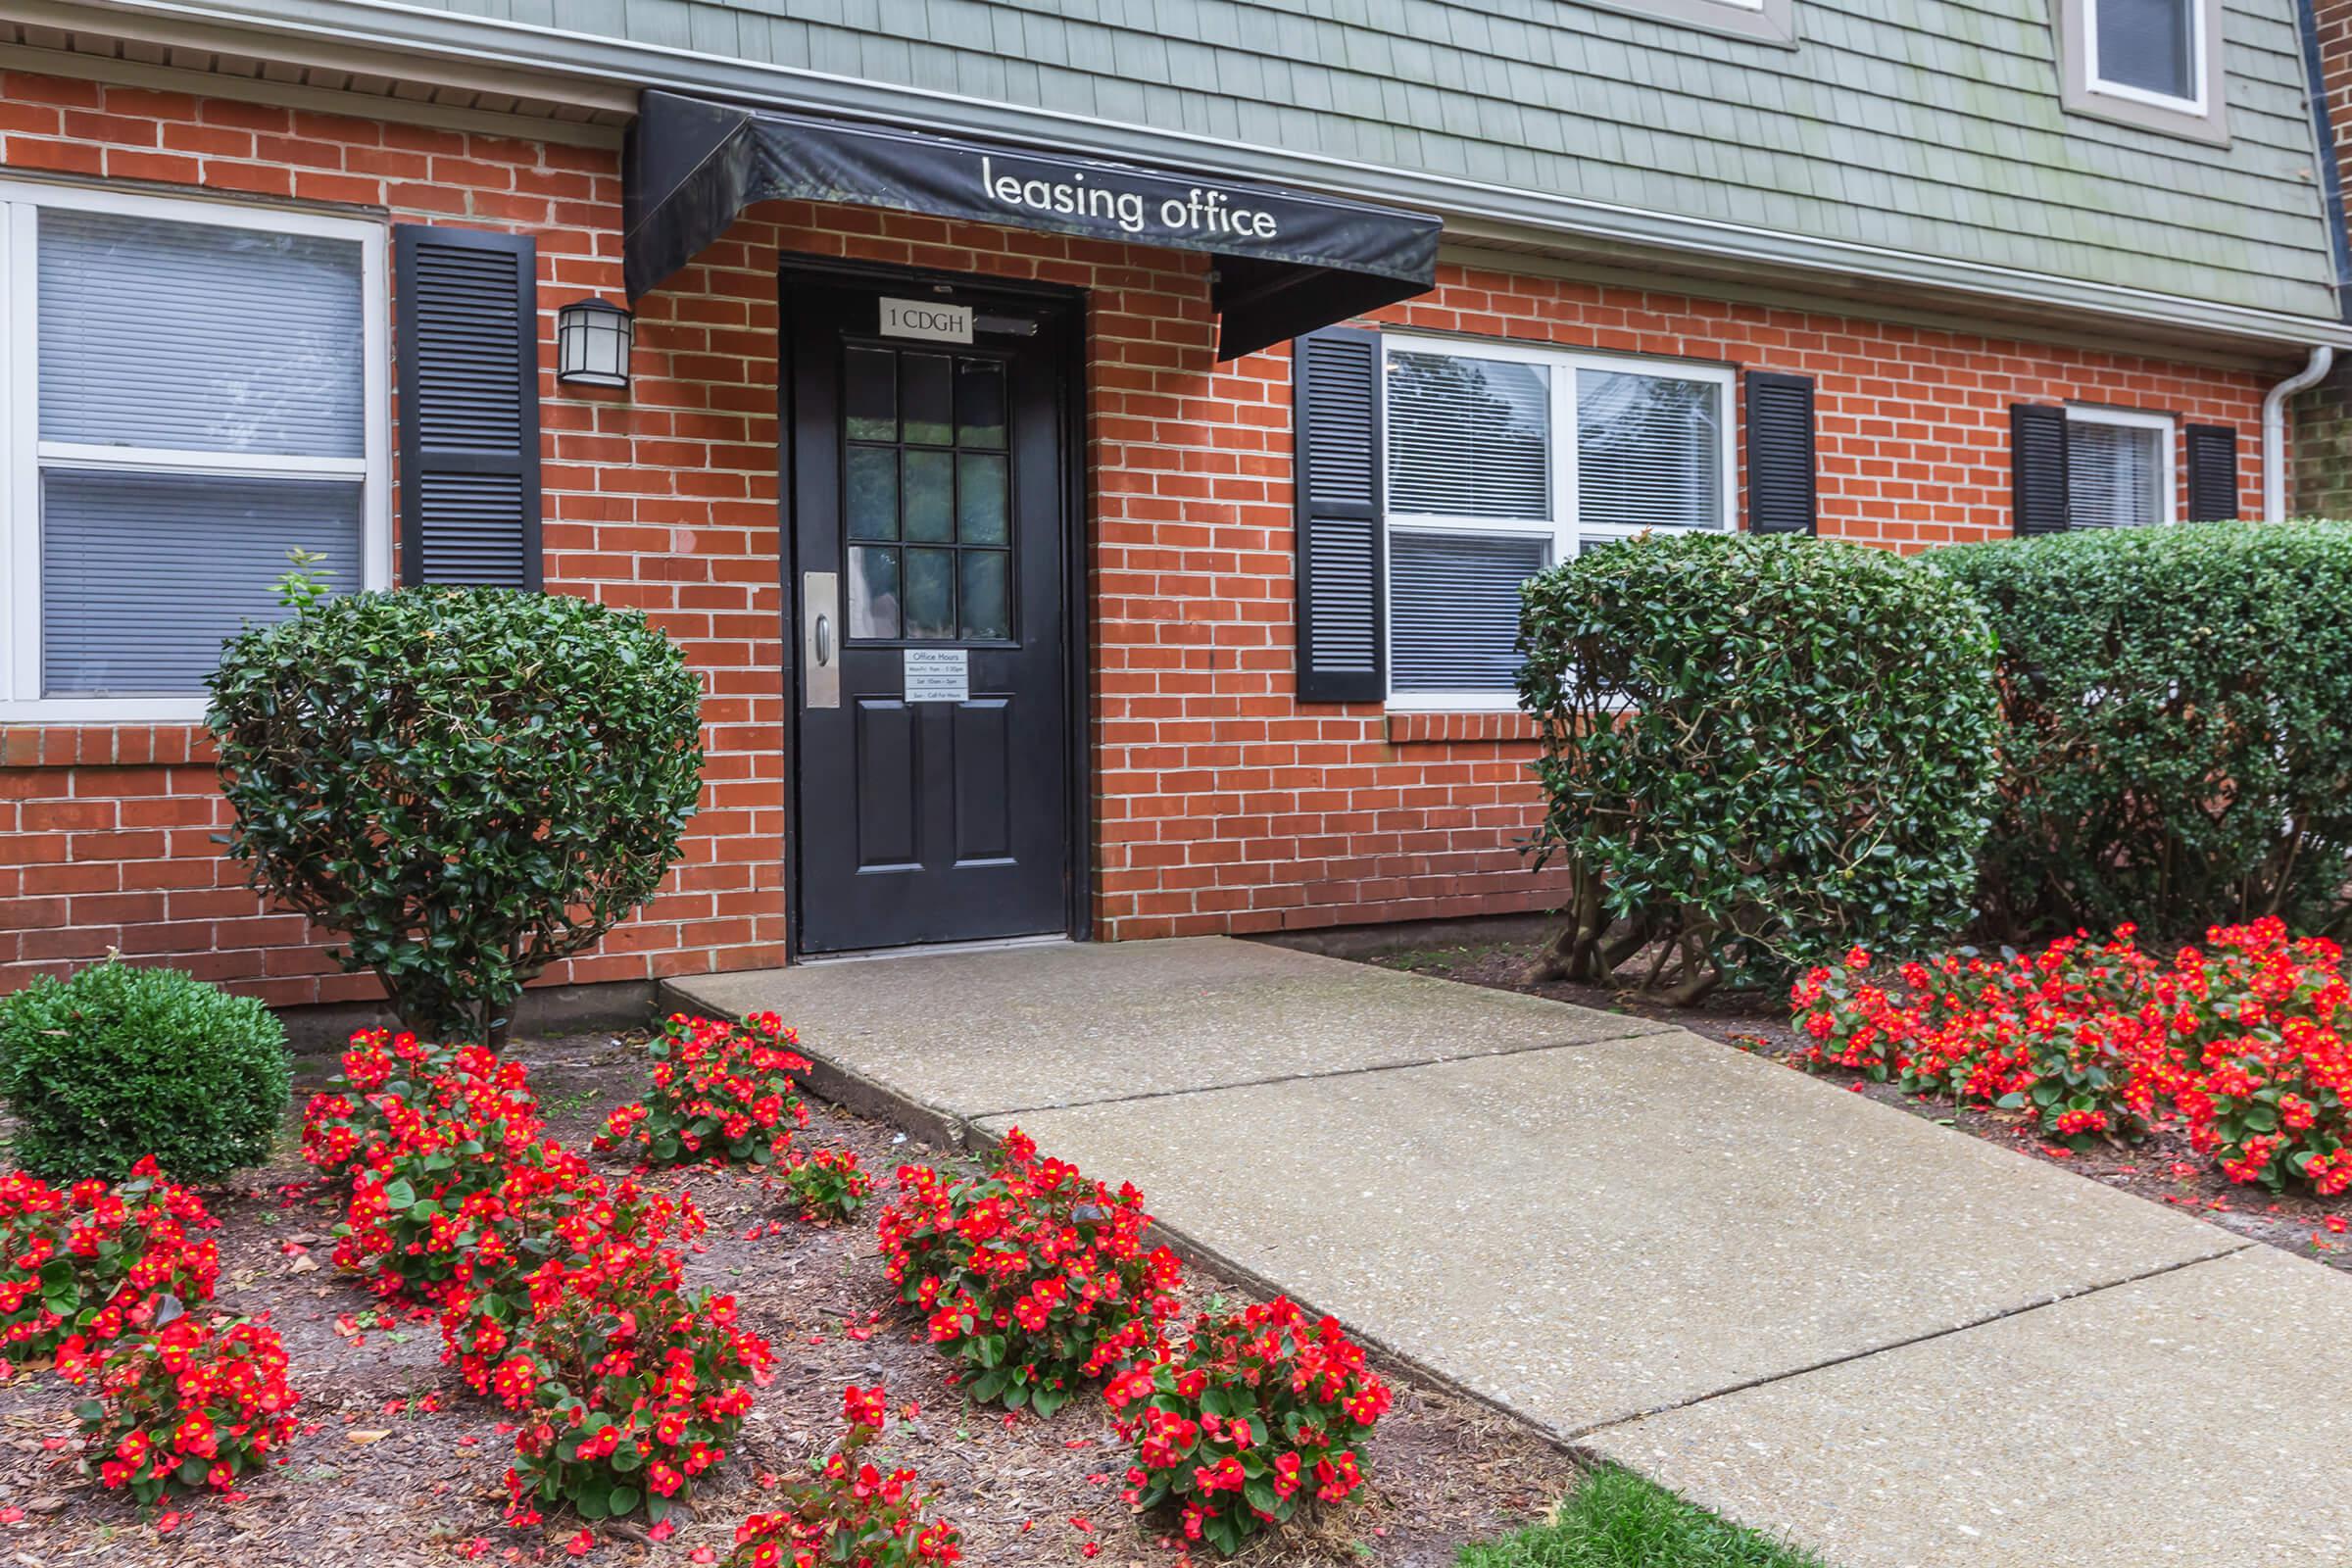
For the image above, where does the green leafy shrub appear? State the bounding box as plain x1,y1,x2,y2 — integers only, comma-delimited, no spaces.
1519,532,2000,1002
0,961,290,1183
1936,520,2352,941
205,587,704,1042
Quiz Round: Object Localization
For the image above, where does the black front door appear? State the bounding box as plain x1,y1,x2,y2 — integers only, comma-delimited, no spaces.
786,272,1076,954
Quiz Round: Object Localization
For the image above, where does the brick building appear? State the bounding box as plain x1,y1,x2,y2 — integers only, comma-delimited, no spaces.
2,0,2348,1019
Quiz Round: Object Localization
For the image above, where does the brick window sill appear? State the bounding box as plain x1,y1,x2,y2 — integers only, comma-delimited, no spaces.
1384,710,1538,746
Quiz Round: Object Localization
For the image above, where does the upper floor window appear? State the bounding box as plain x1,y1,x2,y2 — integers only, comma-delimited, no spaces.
0,183,390,722
2058,0,2227,142
1583,0,1796,46
1381,336,1734,709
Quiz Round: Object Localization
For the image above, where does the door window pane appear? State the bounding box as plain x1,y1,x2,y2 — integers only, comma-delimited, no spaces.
41,469,363,696
1388,530,1549,694
902,353,954,445
904,548,956,639
848,545,901,639
2067,418,2165,528
1387,351,1549,519
38,209,365,458
957,453,1008,543
1576,368,1721,532
847,447,899,540
845,347,897,441
2095,0,2195,101
959,550,1010,640
903,450,955,542
956,359,1006,448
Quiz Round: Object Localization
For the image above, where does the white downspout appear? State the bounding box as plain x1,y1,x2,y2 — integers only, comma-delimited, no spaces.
2262,345,2334,522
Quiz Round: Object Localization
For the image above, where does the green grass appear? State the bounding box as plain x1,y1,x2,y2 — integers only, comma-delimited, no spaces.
1459,1467,1830,1568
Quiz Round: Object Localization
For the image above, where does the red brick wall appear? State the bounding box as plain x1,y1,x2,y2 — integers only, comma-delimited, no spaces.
0,67,2274,1001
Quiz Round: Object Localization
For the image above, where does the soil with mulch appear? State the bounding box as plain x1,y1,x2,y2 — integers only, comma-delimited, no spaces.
1363,936,2352,1274
0,1030,1580,1568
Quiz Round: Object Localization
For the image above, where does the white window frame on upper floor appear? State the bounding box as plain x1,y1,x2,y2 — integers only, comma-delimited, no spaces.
1579,0,1797,47
2065,403,2179,529
2056,0,2229,145
0,178,393,724
1380,331,1738,712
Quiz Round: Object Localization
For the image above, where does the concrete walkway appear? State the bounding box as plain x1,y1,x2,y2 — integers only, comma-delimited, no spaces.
671,937,2352,1568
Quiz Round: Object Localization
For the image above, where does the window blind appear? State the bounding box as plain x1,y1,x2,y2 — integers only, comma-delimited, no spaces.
2095,0,2195,101
2066,419,2162,528
37,208,365,458
1386,351,1548,519
41,470,362,696
1389,530,1547,693
1576,368,1720,531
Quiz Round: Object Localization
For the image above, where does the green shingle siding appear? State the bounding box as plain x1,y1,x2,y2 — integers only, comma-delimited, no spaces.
369,0,2334,319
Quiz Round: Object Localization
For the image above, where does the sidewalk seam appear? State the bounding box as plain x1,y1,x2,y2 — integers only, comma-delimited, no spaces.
1560,1241,2259,1446
958,1023,1684,1120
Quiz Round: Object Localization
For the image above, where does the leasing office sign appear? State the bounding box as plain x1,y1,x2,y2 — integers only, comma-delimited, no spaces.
623,90,1441,354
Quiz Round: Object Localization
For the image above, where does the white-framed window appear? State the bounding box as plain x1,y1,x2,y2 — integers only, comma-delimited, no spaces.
1586,0,1797,47
1381,334,1736,710
2058,0,2226,143
2066,405,2177,529
1,180,391,723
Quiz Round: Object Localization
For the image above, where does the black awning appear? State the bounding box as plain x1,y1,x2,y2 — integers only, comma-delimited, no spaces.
622,91,1440,360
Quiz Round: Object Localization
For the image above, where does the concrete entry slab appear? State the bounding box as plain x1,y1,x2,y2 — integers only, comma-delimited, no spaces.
1583,1245,2352,1568
667,936,1675,1119
974,1036,2241,1439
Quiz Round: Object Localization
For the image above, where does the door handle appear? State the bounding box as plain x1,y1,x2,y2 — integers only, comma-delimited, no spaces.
803,570,840,710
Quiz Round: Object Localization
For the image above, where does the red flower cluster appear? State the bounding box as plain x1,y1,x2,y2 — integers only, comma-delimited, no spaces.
877,1128,1182,1418
595,1013,811,1169
57,1308,299,1504
780,1147,873,1225
1792,919,2352,1191
303,1031,539,1186
1789,928,2168,1148
1107,1298,1390,1557
442,1178,774,1526
720,1384,961,1568
304,1028,776,1525
1,1158,219,1365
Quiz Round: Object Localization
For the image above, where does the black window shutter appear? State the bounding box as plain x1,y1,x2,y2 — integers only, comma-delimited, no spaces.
1746,370,1817,535
1293,325,1385,704
2184,423,2239,520
394,224,543,589
2011,403,2071,535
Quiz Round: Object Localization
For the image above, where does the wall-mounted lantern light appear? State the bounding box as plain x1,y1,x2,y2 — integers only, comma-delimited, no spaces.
556,297,634,389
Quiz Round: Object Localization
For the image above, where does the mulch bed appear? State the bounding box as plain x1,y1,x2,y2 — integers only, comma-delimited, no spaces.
1366,937,2352,1273
0,1030,1578,1568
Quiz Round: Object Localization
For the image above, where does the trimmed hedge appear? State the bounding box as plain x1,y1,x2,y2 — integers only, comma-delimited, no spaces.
1519,532,2000,1001
0,959,290,1183
1936,520,2352,940
206,587,704,1043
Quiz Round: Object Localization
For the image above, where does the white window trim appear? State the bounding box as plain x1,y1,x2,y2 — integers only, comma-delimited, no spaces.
1578,0,1797,48
2056,0,2228,145
2065,403,2179,528
1381,332,1737,712
0,178,391,725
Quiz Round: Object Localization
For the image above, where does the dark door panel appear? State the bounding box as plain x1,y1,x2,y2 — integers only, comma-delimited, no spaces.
788,276,1074,954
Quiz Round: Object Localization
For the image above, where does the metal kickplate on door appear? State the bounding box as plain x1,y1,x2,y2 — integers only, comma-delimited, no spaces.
904,648,969,703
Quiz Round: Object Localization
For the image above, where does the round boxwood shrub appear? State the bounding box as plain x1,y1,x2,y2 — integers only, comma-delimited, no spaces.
1936,519,2352,941
206,587,704,1043
1519,531,2000,1002
0,959,291,1183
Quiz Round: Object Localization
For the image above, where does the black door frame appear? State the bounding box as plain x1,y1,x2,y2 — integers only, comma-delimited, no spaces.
776,255,1092,960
